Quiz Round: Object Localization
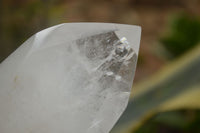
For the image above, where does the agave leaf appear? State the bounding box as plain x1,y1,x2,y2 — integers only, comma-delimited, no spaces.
111,44,200,133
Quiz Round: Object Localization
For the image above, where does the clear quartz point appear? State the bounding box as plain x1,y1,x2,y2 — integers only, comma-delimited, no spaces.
0,23,141,133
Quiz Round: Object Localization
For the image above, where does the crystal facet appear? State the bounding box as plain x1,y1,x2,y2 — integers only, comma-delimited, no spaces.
0,23,141,133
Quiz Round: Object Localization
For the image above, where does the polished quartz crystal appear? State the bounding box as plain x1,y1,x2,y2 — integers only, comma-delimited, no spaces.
0,23,141,133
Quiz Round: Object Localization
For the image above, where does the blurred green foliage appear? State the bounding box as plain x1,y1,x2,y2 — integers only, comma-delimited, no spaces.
161,14,200,58
0,0,66,62
134,110,200,133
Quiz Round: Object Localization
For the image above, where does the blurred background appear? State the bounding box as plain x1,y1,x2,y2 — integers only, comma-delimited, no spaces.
0,0,200,132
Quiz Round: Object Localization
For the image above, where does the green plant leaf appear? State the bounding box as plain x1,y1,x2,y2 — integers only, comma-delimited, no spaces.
111,44,200,133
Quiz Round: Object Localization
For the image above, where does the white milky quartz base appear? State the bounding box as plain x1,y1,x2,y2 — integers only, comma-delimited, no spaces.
0,23,141,133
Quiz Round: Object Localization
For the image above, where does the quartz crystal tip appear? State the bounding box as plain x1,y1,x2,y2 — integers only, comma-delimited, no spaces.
0,23,141,133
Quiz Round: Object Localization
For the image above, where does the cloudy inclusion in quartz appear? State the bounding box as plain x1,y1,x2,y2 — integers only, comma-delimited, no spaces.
75,31,137,133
